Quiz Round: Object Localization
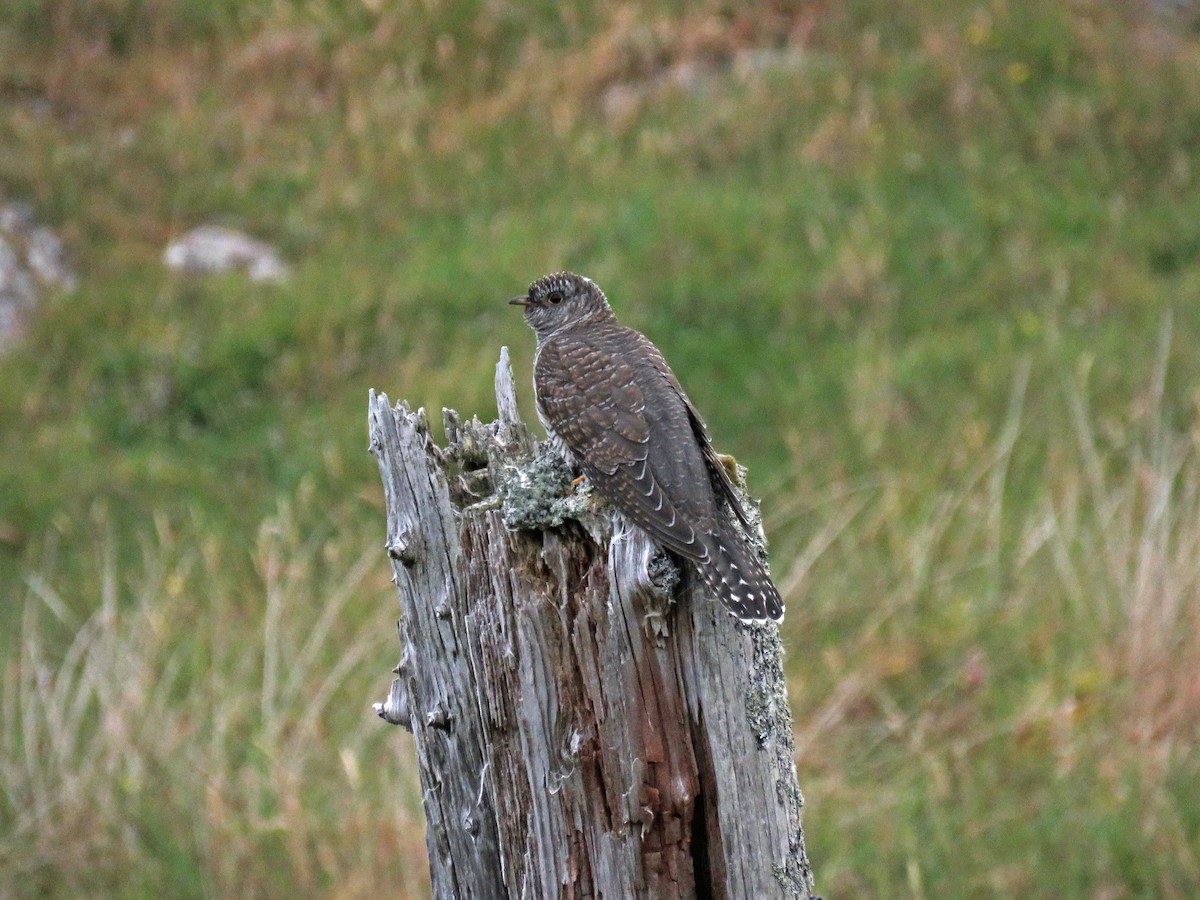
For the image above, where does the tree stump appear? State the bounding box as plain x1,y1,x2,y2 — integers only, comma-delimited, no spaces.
368,348,816,899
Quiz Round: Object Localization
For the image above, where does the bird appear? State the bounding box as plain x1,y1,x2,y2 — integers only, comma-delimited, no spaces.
509,271,784,623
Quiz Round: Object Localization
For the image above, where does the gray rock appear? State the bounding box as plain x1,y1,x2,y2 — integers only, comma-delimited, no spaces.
0,234,38,349
0,201,80,349
600,45,809,124
163,225,289,283
24,225,77,291
0,201,36,234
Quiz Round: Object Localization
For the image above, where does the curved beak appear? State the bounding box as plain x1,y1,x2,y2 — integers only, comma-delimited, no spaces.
507,294,531,307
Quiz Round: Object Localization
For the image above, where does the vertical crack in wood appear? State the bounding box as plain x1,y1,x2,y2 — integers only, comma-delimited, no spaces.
369,351,816,899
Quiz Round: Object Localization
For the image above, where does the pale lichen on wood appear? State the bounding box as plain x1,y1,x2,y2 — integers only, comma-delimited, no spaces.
369,347,817,899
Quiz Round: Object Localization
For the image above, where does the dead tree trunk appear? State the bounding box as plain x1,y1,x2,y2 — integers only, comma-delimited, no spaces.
368,348,816,899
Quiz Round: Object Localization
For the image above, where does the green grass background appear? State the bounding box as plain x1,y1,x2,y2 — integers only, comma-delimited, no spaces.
2,1,1199,896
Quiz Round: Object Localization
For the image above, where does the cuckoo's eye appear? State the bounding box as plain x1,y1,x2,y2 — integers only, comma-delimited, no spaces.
547,290,564,305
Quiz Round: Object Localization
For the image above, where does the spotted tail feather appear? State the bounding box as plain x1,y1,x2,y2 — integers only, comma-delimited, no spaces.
698,530,784,623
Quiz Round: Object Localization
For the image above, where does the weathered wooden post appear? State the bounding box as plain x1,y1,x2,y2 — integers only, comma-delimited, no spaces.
369,348,816,899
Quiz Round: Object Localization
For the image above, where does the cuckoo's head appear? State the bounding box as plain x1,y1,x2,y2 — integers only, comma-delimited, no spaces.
509,272,613,339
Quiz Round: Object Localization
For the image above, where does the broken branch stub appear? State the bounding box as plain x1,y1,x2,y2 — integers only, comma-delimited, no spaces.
368,346,816,899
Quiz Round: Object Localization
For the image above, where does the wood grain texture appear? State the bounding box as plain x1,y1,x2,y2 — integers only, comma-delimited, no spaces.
369,347,816,899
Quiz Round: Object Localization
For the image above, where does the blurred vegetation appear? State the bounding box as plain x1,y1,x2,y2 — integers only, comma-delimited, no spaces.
2,0,1199,896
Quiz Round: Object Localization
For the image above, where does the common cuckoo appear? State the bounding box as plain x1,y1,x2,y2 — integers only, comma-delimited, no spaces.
509,272,784,623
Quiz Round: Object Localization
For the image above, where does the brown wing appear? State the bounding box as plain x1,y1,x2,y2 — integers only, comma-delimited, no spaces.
633,332,754,531
535,333,713,563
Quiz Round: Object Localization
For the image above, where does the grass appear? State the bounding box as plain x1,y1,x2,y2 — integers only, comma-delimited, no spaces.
1,0,1199,896
790,321,1200,895
2,502,430,898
